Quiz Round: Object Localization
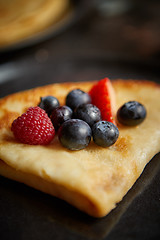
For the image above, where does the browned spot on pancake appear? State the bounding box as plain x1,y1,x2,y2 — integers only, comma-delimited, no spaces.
96,170,125,193
114,136,131,154
113,79,160,88
0,110,19,130
1,132,15,143
132,162,139,180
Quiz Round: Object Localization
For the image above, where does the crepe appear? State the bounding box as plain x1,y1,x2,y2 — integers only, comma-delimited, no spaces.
0,80,160,217
0,0,71,47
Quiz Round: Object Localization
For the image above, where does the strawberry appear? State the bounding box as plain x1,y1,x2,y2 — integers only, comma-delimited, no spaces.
89,78,116,124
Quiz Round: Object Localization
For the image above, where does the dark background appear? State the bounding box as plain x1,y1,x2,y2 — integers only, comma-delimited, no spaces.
0,0,160,239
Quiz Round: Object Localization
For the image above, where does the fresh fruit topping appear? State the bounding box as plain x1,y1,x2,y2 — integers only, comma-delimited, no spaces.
11,106,55,145
38,96,60,116
74,103,101,127
117,101,147,126
66,89,91,110
92,121,119,147
50,106,73,131
89,78,116,124
58,119,92,150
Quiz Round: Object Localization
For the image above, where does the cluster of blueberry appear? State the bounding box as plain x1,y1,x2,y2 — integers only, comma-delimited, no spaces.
38,89,118,150
38,88,146,150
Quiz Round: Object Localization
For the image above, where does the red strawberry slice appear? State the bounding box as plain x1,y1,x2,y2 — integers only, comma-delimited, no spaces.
89,78,116,124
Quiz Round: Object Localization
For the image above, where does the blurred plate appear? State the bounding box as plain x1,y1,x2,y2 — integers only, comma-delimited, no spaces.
0,0,92,53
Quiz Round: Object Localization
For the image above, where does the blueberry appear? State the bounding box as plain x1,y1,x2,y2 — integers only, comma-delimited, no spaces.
74,104,101,127
117,101,147,126
58,119,92,150
38,96,60,116
92,121,119,147
50,106,73,130
66,89,91,110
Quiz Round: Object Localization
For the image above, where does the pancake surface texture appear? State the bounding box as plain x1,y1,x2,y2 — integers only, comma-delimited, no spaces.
0,80,160,217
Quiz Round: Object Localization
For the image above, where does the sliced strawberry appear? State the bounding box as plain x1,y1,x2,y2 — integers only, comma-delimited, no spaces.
89,78,116,124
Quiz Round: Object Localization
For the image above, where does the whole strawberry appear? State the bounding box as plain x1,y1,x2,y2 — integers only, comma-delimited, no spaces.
11,106,55,145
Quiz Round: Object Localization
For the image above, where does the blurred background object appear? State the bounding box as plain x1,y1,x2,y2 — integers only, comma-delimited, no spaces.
94,0,160,62
1,0,160,98
0,0,159,61
0,0,79,51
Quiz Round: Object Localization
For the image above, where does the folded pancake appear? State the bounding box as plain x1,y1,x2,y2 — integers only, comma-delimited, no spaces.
0,0,71,47
0,80,160,217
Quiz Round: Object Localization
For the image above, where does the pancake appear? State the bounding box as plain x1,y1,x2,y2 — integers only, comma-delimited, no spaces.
0,80,160,217
0,0,71,47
